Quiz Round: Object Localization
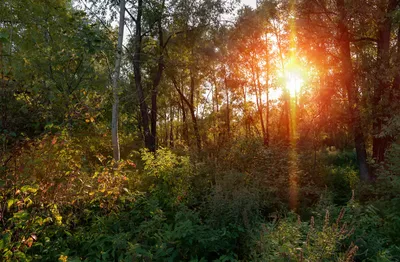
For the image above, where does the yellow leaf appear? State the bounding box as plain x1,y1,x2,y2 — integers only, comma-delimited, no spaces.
55,215,63,225
59,255,68,262
7,199,15,210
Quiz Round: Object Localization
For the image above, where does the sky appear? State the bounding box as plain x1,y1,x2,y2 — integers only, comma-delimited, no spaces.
108,0,258,44
241,0,257,8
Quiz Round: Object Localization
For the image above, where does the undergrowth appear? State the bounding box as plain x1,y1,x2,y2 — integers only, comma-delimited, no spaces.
1,133,399,261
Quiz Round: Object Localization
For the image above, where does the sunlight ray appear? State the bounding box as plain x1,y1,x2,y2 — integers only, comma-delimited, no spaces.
287,0,299,211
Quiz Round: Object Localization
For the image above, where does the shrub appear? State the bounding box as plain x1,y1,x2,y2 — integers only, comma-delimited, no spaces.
250,209,357,261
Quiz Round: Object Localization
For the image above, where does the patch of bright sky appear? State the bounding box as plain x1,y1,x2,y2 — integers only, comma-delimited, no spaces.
223,0,257,22
241,0,257,8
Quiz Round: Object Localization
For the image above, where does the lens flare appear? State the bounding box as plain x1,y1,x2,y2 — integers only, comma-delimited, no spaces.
285,71,303,97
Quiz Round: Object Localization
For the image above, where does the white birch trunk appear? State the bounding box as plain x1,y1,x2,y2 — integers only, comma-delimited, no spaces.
111,0,125,162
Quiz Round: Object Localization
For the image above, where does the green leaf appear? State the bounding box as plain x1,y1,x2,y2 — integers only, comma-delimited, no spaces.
13,210,29,220
14,251,27,259
43,217,53,224
0,32,8,43
21,184,39,193
3,250,13,258
7,199,15,210
24,197,34,207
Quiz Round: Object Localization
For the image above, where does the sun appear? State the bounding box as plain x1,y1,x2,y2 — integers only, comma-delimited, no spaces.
285,70,303,97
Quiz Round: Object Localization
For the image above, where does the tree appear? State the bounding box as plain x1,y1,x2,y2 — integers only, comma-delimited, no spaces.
336,0,369,181
0,0,111,138
297,0,371,180
372,0,400,163
111,0,126,162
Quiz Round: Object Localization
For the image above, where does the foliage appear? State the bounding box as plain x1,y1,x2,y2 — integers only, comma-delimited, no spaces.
250,209,358,261
1,0,400,261
141,148,192,206
0,130,134,261
2,133,400,261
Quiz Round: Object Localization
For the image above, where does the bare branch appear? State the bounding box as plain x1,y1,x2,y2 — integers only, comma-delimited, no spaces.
125,8,137,24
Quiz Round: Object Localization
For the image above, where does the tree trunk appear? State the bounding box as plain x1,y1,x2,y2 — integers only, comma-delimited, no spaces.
111,0,125,162
163,112,168,146
393,24,400,96
190,105,202,153
171,75,201,152
179,97,189,143
149,2,166,153
266,84,270,146
190,72,202,152
284,91,291,144
373,0,399,162
212,76,217,143
133,0,152,151
243,84,250,136
169,105,174,147
265,35,270,146
255,65,267,145
150,86,158,152
224,72,230,138
337,0,370,181
0,42,7,133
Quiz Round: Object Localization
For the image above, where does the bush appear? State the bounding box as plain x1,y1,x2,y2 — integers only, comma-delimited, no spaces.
250,209,357,261
0,131,135,261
